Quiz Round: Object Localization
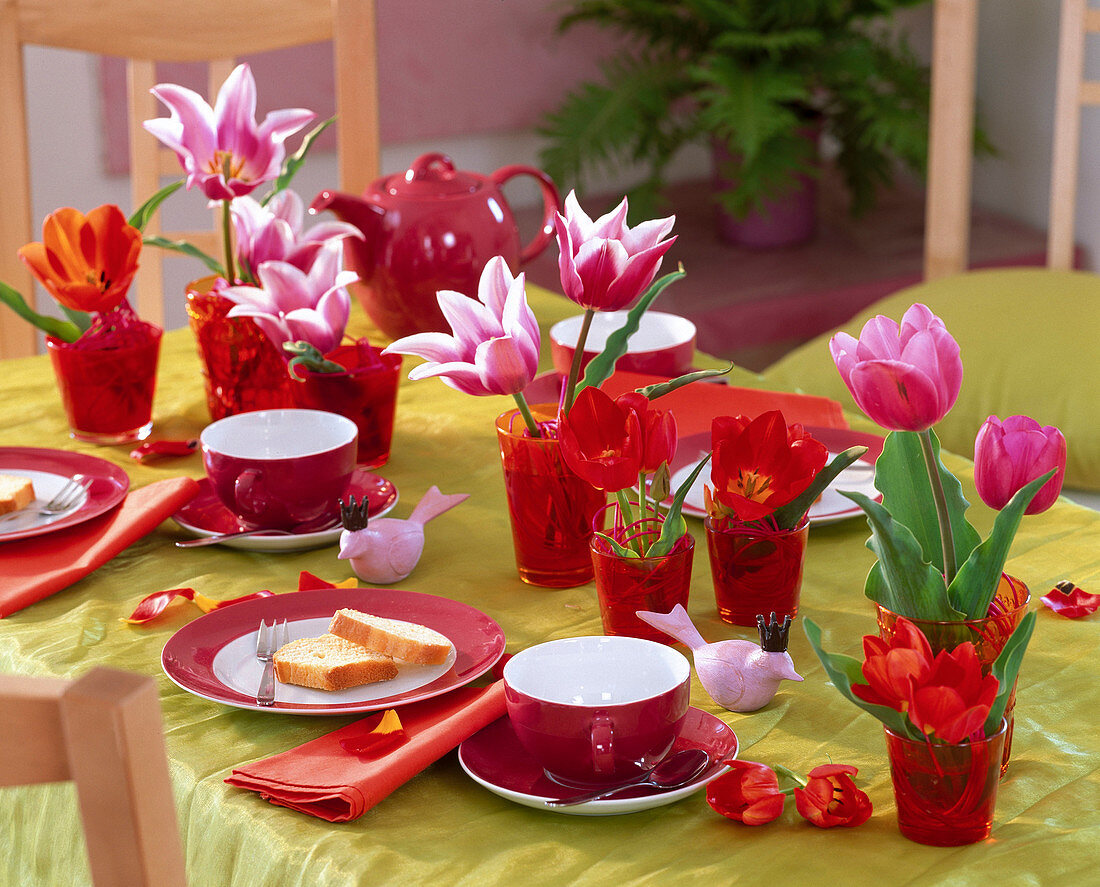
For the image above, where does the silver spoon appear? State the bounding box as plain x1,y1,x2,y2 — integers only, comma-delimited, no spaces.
545,748,711,807
176,517,340,547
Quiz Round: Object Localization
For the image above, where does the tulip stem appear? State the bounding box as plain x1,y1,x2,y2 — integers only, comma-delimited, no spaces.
919,429,957,583
563,308,595,414
512,392,541,438
221,199,236,284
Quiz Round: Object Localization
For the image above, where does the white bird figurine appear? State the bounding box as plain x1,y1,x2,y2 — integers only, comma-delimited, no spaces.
636,605,803,712
338,486,469,584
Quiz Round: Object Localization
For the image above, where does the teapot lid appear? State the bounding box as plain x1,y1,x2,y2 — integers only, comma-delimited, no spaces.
385,152,481,198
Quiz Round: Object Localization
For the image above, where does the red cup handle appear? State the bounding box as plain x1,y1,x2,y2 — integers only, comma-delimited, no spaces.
590,711,615,776
490,165,561,265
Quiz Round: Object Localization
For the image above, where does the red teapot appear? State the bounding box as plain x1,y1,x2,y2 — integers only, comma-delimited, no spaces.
310,152,560,340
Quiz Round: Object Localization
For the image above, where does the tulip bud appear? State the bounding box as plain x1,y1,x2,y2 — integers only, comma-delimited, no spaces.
974,415,1066,514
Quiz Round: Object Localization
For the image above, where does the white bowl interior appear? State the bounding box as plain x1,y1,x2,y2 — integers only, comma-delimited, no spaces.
504,636,689,706
551,311,696,354
201,409,357,459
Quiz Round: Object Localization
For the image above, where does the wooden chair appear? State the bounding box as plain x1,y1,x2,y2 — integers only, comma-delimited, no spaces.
0,0,379,358
0,666,186,886
924,0,1100,278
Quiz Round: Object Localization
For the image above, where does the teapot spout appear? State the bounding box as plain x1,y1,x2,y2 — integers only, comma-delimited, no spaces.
309,189,384,277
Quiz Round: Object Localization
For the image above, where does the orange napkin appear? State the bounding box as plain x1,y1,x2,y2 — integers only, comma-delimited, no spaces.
600,370,847,438
0,476,199,618
225,680,507,821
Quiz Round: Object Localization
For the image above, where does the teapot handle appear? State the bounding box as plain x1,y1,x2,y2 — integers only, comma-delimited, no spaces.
490,165,561,265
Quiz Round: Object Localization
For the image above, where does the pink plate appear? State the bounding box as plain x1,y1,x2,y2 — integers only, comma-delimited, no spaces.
172,467,397,551
0,447,129,542
668,426,885,525
459,707,737,815
161,587,506,714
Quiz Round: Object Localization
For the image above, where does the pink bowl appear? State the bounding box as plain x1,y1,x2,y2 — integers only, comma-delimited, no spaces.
550,311,696,379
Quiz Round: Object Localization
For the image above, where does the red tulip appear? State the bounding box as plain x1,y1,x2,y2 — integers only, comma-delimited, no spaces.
974,414,1066,514
906,642,999,744
1040,581,1100,619
851,618,934,713
557,386,643,493
615,391,677,473
829,303,962,432
554,190,676,312
707,411,828,523
793,764,873,828
706,761,786,825
18,205,141,314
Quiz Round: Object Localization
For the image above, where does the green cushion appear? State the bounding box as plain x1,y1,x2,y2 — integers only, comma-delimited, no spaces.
762,268,1100,491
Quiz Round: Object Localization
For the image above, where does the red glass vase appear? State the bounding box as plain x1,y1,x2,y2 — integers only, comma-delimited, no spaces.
591,522,694,642
884,720,1007,846
704,516,809,626
292,341,402,469
495,406,606,588
877,574,1030,775
185,280,295,421
46,322,162,444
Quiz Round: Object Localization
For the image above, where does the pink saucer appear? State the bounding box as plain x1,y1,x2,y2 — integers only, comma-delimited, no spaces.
173,467,397,551
458,707,737,816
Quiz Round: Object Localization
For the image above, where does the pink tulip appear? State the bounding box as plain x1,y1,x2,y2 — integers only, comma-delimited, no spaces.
974,415,1066,514
144,63,315,201
382,257,540,397
829,303,963,432
221,240,353,354
554,190,676,311
231,191,361,280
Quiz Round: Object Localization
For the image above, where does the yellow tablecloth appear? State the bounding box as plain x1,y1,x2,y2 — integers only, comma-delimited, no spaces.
2,287,1098,886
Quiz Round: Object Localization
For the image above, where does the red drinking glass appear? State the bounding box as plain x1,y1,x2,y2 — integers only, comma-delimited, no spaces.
292,341,402,469
495,406,606,588
704,517,809,626
884,720,1007,846
591,520,694,642
46,322,162,444
877,574,1030,775
186,282,295,421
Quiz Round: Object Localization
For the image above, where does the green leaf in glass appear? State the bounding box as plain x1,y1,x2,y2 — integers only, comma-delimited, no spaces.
983,610,1036,736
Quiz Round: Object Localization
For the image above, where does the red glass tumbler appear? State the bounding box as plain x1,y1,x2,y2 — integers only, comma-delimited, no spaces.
705,517,809,626
46,323,162,444
495,406,606,587
884,720,1007,846
186,282,295,421
591,528,694,642
292,341,402,469
877,574,1030,775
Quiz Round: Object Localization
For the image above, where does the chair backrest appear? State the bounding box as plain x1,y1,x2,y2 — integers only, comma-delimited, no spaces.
0,666,186,887
0,0,379,358
923,0,1099,280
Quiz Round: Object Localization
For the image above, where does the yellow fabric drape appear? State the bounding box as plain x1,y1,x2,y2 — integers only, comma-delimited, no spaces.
1,286,1098,886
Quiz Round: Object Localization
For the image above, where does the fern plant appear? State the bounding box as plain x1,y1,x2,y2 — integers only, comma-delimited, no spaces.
539,0,934,220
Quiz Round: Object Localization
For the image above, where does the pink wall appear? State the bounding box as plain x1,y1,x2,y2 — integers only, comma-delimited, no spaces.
100,0,619,174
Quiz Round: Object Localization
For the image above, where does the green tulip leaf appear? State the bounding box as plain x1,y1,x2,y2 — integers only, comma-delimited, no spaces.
59,305,92,334
984,610,1036,737
876,430,981,573
142,236,225,277
647,451,709,559
771,445,868,530
949,470,1055,619
265,117,335,202
577,266,686,396
636,364,733,401
840,490,961,620
0,282,82,342
803,618,921,740
128,181,184,232
593,531,637,558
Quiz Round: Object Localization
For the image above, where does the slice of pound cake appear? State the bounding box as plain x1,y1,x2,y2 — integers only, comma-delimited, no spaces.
273,634,398,691
0,474,34,516
328,609,453,665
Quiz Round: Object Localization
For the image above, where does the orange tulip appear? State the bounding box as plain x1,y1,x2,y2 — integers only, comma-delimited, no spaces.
18,205,141,314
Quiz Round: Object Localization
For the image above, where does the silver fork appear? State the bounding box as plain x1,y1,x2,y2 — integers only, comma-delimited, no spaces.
1,475,88,522
256,619,289,707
